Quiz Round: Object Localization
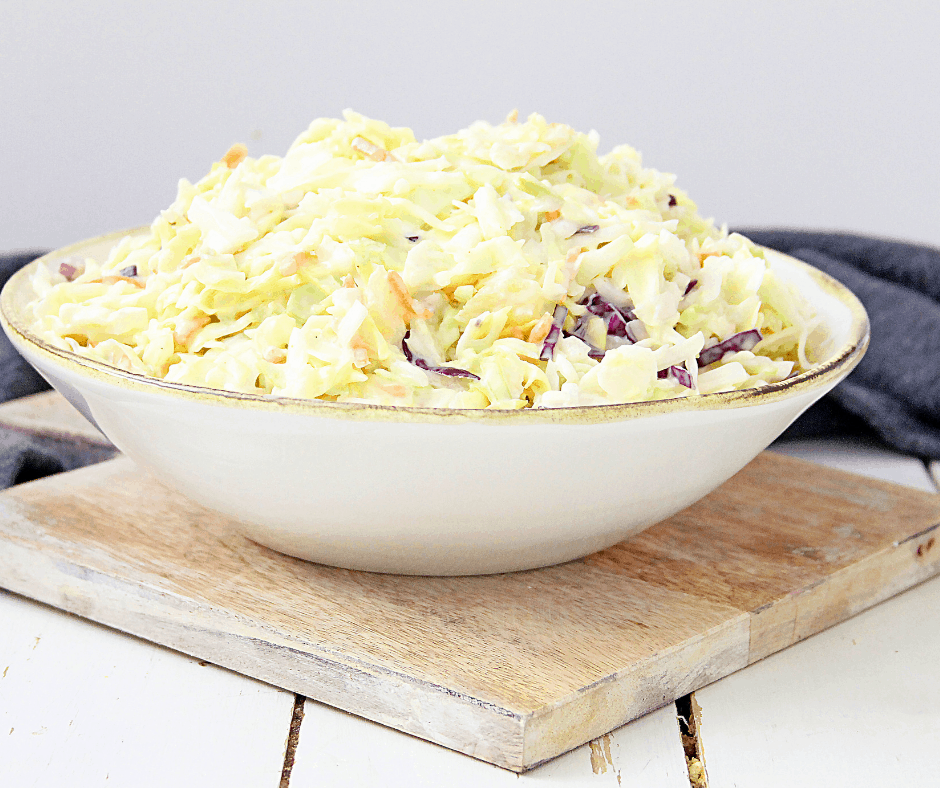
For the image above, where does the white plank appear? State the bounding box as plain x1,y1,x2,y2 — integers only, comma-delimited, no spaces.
695,445,940,787
0,589,294,788
289,698,690,787
770,436,934,491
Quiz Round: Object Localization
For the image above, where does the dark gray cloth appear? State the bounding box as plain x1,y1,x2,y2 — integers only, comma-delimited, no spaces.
1,250,52,404
1,249,117,490
742,230,940,459
0,431,116,489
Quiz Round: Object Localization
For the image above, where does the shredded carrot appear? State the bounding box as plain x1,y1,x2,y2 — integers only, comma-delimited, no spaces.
555,247,583,293
221,143,248,168
351,136,392,162
544,209,561,222
343,274,356,288
506,109,519,124
387,271,413,312
387,270,430,323
528,313,554,345
350,334,373,354
349,335,372,368
173,315,211,347
279,253,308,276
263,347,287,364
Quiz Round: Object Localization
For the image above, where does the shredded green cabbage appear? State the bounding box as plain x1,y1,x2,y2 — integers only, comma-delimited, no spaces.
26,111,819,408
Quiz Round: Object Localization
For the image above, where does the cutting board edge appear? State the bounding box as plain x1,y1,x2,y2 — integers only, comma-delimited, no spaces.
518,609,751,769
747,519,940,663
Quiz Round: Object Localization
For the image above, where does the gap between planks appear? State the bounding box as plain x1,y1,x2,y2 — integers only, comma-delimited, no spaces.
675,694,707,788
279,694,307,788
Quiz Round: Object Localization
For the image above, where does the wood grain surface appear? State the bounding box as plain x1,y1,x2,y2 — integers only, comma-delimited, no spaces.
0,424,938,770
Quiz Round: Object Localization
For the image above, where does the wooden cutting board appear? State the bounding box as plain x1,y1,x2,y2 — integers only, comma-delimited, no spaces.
1,394,939,772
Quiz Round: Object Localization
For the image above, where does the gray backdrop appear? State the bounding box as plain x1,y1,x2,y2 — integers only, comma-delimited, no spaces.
2,1,938,252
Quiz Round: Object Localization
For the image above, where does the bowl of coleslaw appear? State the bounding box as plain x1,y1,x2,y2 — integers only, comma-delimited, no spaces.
0,112,868,574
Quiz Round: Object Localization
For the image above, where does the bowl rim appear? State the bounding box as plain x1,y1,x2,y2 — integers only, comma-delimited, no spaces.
0,228,870,425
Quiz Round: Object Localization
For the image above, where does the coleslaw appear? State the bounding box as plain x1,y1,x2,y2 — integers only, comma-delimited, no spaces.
25,111,820,409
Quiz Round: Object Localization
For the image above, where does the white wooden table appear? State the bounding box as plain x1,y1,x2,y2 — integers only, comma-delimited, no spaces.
1,394,938,787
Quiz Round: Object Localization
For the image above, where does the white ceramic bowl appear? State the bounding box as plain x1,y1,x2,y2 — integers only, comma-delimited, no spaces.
1,230,868,575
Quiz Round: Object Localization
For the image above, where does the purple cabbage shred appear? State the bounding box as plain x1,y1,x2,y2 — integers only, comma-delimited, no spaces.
58,261,81,281
573,224,600,235
544,292,641,362
582,292,636,341
668,194,678,207
567,314,605,358
539,304,568,360
697,329,762,367
405,235,419,242
683,279,698,296
402,331,479,380
119,265,138,277
658,365,694,388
